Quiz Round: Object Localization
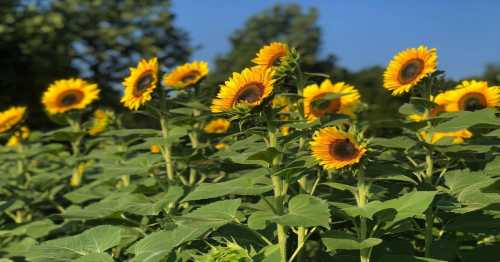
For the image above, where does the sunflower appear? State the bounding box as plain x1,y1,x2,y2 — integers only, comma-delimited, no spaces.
310,127,366,169
420,129,472,144
89,109,110,136
6,126,30,147
407,94,447,122
0,106,26,133
252,42,289,68
203,118,230,134
303,79,361,122
42,79,99,114
121,57,159,110
215,142,227,150
163,61,209,89
383,45,437,95
443,80,500,112
150,144,161,153
70,163,86,187
211,67,275,113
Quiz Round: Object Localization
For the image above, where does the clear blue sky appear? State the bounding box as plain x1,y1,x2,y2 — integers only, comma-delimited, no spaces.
171,0,499,79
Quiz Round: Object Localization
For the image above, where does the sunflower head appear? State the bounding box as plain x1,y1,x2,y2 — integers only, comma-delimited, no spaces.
6,126,30,147
88,109,111,136
193,240,252,262
211,67,275,113
42,78,99,115
150,144,161,153
303,79,361,122
163,61,209,89
204,118,230,134
121,57,159,110
443,80,500,112
0,106,27,133
407,94,447,122
70,163,86,187
383,45,437,95
420,129,472,145
310,127,366,169
252,42,289,69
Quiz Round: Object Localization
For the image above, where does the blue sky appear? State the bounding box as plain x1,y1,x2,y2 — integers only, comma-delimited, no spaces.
171,0,500,79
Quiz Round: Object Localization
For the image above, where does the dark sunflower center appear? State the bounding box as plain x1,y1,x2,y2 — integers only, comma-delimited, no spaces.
311,93,341,117
329,139,358,160
59,91,83,106
235,83,264,104
181,71,200,83
399,59,424,84
460,93,487,111
134,72,154,96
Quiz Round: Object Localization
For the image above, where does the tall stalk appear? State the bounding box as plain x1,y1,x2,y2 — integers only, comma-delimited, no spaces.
356,169,371,262
269,130,288,262
424,147,434,257
158,88,175,182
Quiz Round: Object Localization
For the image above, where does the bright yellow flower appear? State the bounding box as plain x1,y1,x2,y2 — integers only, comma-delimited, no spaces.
215,142,227,150
89,109,110,136
310,127,366,169
150,144,161,153
252,42,289,68
121,58,159,110
0,106,26,133
407,94,447,122
443,80,500,112
42,78,99,114
303,79,361,122
163,61,209,89
203,118,230,134
420,129,472,144
6,126,30,147
211,67,275,113
383,45,437,95
70,163,86,187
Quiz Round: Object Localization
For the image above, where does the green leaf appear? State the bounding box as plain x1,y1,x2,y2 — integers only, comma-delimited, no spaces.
271,194,330,228
371,136,417,150
321,230,382,250
247,147,281,167
27,225,121,262
178,199,241,227
73,253,114,262
429,108,500,132
378,255,446,262
183,168,272,201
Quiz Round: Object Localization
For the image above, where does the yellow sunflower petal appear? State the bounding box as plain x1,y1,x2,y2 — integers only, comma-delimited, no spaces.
121,57,159,110
89,109,110,136
6,126,30,147
303,79,361,122
420,129,472,144
203,118,230,134
310,127,366,169
211,66,275,113
252,42,289,68
0,106,27,133
383,45,437,95
163,61,209,89
42,78,99,114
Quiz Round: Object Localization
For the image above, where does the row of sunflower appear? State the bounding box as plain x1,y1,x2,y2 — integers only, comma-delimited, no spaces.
0,42,499,262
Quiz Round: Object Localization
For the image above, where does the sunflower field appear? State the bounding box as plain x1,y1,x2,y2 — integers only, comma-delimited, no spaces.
0,41,499,262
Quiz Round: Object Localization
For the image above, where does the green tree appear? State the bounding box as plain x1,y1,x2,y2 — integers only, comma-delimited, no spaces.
0,0,191,129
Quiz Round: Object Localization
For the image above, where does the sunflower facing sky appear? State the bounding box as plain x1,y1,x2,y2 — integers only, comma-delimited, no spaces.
163,61,209,89
303,79,361,122
42,79,99,115
442,80,500,112
203,118,230,134
383,45,437,95
0,106,27,133
310,127,366,169
121,57,159,110
252,42,289,68
211,66,275,113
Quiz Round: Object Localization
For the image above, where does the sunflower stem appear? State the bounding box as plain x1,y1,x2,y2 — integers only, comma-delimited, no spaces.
158,88,175,183
188,109,201,186
356,169,371,262
269,130,288,262
424,146,435,257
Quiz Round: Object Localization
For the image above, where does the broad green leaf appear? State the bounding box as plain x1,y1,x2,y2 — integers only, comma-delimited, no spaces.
371,136,417,150
271,194,330,228
182,168,272,201
429,108,500,132
247,147,281,167
27,225,121,262
378,255,446,262
321,231,382,250
73,253,114,262
178,199,241,227
248,211,274,230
